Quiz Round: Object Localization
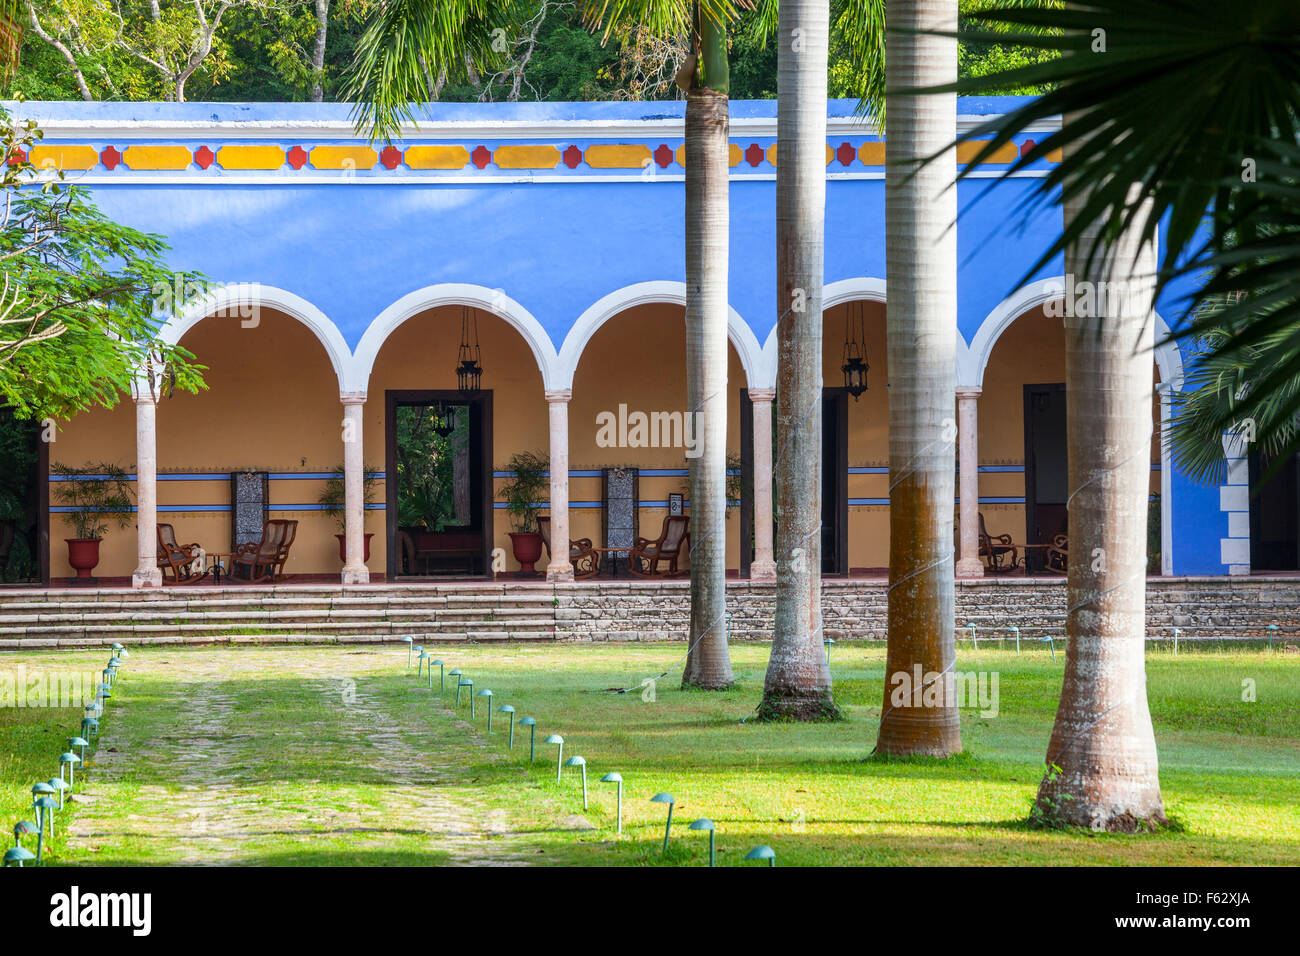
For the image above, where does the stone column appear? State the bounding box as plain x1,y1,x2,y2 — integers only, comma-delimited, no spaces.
132,387,162,588
955,386,984,578
545,390,575,582
341,393,370,585
748,388,777,582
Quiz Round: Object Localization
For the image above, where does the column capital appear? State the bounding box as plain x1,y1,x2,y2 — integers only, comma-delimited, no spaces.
545,389,573,404
748,388,776,403
956,386,983,401
340,391,367,406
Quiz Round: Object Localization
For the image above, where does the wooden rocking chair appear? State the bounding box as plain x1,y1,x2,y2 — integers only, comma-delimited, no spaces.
230,519,298,583
978,513,1021,574
156,523,207,584
536,516,600,579
628,514,689,577
1046,533,1068,574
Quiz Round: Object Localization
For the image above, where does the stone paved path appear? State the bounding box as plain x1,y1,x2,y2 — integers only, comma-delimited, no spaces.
66,648,529,865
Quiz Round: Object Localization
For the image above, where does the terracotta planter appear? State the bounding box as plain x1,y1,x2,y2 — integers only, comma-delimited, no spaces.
65,538,101,579
335,533,373,563
509,532,544,574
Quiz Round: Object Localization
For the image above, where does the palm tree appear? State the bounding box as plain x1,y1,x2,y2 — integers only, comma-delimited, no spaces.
873,0,962,757
935,0,1300,826
758,0,837,719
583,2,743,689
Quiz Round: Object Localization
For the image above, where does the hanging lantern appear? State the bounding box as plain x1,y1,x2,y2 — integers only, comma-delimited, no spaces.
457,305,483,392
841,300,869,400
430,402,456,439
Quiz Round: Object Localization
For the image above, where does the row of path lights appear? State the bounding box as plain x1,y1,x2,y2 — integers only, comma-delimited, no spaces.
401,644,776,866
6,644,127,867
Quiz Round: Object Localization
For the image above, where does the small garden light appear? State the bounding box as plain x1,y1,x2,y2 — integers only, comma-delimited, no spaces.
499,705,516,748
3,847,35,867
13,820,38,847
402,635,414,666
461,678,475,714
824,637,835,666
1269,623,1278,651
81,717,99,739
544,734,564,782
69,736,90,764
430,659,445,692
449,669,464,702
600,772,623,834
650,792,675,853
745,845,776,867
59,751,81,789
48,778,69,810
417,650,428,677
564,755,588,809
967,622,977,648
1042,634,1056,662
519,717,538,761
1172,627,1181,655
688,818,716,867
110,642,125,659
477,689,494,730
31,787,56,840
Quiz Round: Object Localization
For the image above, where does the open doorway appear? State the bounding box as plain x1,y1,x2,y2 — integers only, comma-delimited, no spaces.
1250,451,1300,571
1024,383,1069,551
0,410,48,586
385,390,492,578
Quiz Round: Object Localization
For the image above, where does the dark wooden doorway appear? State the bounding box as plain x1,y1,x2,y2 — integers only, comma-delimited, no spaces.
0,410,48,586
1024,383,1068,547
385,390,493,578
1249,451,1300,571
740,387,848,578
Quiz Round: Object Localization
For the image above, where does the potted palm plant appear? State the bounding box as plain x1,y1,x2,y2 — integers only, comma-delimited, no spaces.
498,451,548,574
50,462,134,579
318,466,380,562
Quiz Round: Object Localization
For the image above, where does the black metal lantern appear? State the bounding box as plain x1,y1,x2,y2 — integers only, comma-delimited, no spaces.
430,402,456,439
841,300,869,400
457,305,483,392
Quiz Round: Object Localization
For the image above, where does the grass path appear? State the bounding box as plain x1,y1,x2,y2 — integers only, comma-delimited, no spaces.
60,648,540,865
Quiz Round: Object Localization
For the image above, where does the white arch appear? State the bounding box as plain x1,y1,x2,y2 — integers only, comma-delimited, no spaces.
967,276,1184,389
354,283,561,393
557,280,765,389
159,284,353,392
970,276,1187,575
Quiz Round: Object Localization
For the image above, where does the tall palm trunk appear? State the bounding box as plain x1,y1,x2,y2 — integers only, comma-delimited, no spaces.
1034,177,1167,830
681,12,734,689
875,0,961,756
760,0,835,719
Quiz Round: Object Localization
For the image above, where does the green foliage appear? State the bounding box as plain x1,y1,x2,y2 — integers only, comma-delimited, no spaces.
498,449,548,534
0,106,207,422
316,464,380,533
395,404,463,532
49,460,133,540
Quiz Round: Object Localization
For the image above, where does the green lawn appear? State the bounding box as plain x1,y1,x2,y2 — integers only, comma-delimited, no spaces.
2,642,1297,866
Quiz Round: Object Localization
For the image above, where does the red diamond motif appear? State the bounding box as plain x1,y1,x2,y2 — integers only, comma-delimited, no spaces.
471,145,492,169
836,142,856,167
654,144,674,169
562,145,583,169
1020,139,1036,158
745,143,765,167
193,146,215,169
380,145,403,170
100,146,123,170
287,145,309,170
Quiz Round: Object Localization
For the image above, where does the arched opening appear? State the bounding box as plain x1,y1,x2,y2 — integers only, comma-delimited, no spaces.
980,303,1165,574
570,301,748,575
367,305,548,578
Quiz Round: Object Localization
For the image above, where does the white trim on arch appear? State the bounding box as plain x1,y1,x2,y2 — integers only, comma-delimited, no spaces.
556,280,765,389
158,284,353,391
354,283,561,394
969,276,1188,575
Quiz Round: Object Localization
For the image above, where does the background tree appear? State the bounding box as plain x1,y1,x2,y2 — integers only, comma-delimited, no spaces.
0,108,205,420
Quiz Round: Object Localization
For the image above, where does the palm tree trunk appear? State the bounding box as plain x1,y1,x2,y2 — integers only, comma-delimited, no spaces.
681,12,734,690
1034,177,1167,830
760,0,835,719
875,0,961,756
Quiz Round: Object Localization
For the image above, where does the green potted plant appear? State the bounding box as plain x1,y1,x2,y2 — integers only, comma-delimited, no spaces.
50,462,134,579
318,466,380,562
498,450,549,573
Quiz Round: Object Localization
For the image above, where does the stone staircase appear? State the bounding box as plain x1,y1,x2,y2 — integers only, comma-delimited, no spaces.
0,584,562,648
0,576,1295,647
